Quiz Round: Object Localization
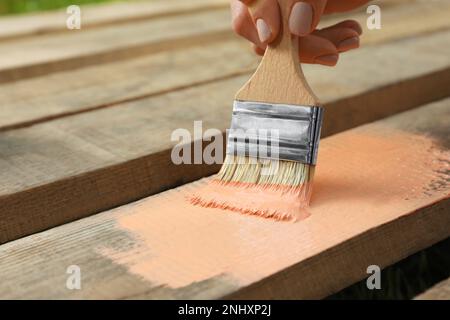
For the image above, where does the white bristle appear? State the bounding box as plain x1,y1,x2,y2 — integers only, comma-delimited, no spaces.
217,155,314,187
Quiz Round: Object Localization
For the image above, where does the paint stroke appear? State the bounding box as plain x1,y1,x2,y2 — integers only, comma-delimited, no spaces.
189,179,312,222
98,128,449,289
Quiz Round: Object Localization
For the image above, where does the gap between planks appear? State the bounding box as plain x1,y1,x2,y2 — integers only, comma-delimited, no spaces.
0,99,448,299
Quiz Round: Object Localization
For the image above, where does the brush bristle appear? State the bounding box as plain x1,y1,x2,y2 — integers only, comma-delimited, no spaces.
189,155,315,221
217,155,313,186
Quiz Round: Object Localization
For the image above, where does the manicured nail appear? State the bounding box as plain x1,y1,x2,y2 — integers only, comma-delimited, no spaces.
352,24,363,35
289,2,313,36
338,37,359,51
256,19,271,43
315,54,338,65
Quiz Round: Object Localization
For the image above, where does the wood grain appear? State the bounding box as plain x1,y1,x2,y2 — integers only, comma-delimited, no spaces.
0,8,233,84
238,0,319,106
323,0,450,46
0,40,255,131
415,277,450,300
1,30,450,244
0,0,449,84
0,99,448,299
1,0,449,132
0,0,229,41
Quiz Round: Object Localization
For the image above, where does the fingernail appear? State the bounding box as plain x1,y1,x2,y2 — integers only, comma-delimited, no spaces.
338,36,359,51
352,24,363,35
315,54,338,65
256,19,271,43
289,2,313,36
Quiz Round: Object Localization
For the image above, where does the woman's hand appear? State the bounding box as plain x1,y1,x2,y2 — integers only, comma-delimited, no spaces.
231,0,371,66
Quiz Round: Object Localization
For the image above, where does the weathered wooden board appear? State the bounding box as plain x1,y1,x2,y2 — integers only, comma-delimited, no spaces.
1,0,449,131
1,30,450,244
322,0,450,46
0,40,255,132
0,8,233,84
0,0,449,84
0,99,448,299
0,0,426,42
0,0,229,41
415,277,450,300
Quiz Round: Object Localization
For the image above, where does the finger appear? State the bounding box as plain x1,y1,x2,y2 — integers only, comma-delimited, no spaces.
327,19,363,35
324,0,372,14
298,34,339,66
251,0,281,44
253,43,266,56
314,24,360,52
289,0,328,36
231,0,260,45
255,33,341,66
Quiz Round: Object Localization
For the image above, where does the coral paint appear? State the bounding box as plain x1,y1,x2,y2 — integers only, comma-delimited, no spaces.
190,180,311,221
99,128,449,289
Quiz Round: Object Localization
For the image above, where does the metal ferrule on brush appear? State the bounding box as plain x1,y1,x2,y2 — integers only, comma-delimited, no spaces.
226,100,324,165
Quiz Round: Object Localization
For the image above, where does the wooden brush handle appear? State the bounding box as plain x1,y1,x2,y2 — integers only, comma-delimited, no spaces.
236,0,320,106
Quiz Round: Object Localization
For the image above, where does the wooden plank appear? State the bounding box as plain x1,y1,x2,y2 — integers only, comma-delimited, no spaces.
0,0,229,41
1,0,449,132
2,2,450,132
0,8,233,84
0,29,449,244
0,40,255,131
0,99,448,299
0,0,449,84
0,0,436,133
415,277,450,300
0,0,421,42
322,0,450,46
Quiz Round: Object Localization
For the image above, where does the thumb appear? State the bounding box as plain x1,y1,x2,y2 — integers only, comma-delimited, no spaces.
288,0,327,36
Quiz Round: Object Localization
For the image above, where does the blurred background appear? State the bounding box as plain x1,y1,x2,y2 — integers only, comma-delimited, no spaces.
0,0,118,14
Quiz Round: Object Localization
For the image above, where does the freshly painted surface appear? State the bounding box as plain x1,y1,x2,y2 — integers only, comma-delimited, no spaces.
99,106,449,289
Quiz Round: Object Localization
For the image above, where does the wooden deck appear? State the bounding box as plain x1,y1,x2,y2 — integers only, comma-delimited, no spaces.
0,0,449,299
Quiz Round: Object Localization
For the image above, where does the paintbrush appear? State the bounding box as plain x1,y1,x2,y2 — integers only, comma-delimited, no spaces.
190,0,323,221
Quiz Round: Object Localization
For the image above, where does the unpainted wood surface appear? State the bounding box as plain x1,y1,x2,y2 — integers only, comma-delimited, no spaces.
0,8,233,84
0,40,255,131
322,0,450,45
0,0,229,41
0,0,428,42
0,99,448,299
415,277,450,300
1,30,449,244
0,0,449,84
3,0,450,131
